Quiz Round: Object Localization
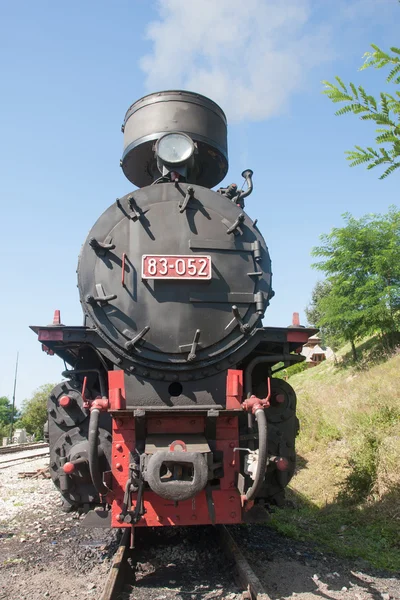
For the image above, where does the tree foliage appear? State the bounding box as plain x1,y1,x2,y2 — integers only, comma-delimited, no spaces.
309,207,400,360
323,45,400,179
0,397,13,426
0,396,20,439
305,280,341,349
19,384,54,440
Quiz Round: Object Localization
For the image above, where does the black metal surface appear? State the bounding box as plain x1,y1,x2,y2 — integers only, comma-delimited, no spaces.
121,90,228,188
78,183,272,375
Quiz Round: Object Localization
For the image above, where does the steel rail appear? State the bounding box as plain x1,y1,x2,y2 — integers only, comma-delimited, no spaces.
0,452,50,469
0,442,48,455
100,528,130,600
216,525,270,600
100,524,269,600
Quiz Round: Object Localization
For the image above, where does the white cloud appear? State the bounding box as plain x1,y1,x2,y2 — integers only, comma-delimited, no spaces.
139,0,333,122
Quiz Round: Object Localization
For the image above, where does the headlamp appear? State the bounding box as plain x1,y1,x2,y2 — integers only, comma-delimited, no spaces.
155,132,195,166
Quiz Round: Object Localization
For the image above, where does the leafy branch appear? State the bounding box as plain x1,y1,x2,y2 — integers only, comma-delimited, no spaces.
323,45,400,179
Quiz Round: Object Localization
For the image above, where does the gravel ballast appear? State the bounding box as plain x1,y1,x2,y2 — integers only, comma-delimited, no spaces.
0,451,399,600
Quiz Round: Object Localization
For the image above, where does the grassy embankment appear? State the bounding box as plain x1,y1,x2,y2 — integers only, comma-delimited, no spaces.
269,338,400,571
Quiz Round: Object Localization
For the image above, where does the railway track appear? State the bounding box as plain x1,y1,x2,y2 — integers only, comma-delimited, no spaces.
100,525,270,600
0,442,48,455
0,447,50,470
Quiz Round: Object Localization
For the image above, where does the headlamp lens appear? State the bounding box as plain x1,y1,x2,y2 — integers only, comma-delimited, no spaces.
156,133,194,165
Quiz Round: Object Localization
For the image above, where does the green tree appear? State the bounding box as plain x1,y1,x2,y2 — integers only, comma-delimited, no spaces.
19,384,54,440
311,208,400,360
0,397,13,426
305,280,341,350
0,397,21,439
323,45,400,179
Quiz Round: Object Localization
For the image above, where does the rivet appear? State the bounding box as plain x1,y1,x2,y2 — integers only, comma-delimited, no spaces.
230,461,235,467
190,420,196,425
116,444,123,451
229,482,235,488
229,496,235,502
230,512,236,518
116,514,123,522
116,463,122,470
157,516,163,522
229,442,235,448
191,515,197,521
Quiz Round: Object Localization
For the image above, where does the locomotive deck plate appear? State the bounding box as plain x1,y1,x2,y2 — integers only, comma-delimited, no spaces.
142,254,212,280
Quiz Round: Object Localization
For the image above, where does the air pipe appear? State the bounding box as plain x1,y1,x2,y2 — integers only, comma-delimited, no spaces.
88,398,110,497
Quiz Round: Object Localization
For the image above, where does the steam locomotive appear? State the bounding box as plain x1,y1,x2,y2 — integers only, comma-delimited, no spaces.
32,91,314,528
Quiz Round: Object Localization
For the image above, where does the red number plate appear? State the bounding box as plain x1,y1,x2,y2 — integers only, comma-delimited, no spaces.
142,255,212,280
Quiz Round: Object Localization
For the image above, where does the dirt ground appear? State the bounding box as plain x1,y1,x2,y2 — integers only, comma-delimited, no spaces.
0,454,399,600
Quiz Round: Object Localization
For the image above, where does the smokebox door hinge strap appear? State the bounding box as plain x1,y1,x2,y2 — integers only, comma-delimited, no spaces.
86,283,117,305
189,239,262,261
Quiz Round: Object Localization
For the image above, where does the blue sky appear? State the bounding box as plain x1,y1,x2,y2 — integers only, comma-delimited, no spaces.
0,0,399,405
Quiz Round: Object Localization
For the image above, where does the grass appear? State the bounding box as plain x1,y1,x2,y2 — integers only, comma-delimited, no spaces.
269,338,400,571
270,489,400,571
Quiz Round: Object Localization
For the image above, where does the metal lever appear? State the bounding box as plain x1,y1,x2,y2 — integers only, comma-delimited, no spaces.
86,293,117,305
226,213,245,235
232,305,250,333
128,195,141,221
125,326,150,351
187,329,201,361
179,186,194,213
89,238,115,252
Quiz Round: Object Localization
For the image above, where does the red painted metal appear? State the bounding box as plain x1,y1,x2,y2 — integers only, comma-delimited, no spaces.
147,416,204,435
81,376,89,408
133,490,241,527
63,462,75,474
169,440,187,452
121,253,126,286
242,378,271,414
91,397,109,412
38,329,63,341
292,312,300,327
41,344,54,355
109,402,242,528
276,457,289,471
108,371,126,410
142,254,211,280
287,330,310,343
226,369,243,409
59,395,71,408
110,415,135,526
